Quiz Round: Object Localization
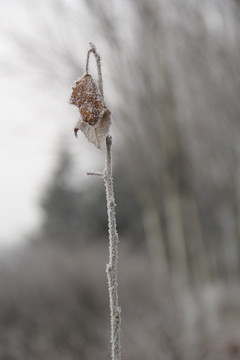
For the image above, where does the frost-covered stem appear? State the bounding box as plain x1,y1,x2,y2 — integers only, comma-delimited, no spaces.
104,136,121,360
85,43,120,359
86,42,104,98
86,136,121,360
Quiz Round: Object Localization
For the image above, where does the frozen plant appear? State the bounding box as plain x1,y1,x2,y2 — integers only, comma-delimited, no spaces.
70,43,121,360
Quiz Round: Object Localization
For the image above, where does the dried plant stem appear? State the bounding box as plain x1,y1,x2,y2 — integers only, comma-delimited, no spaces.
86,42,104,98
104,136,121,360
85,43,121,360
87,135,121,360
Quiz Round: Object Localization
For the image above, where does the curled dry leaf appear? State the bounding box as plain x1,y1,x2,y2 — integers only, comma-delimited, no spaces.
70,73,111,150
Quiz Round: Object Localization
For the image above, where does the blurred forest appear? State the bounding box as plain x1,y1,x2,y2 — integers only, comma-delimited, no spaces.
2,0,240,359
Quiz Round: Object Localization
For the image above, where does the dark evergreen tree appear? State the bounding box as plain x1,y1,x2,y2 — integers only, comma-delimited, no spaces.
39,148,145,247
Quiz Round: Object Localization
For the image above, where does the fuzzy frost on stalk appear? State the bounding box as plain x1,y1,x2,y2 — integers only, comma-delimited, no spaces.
70,44,121,360
104,136,121,360
87,137,121,360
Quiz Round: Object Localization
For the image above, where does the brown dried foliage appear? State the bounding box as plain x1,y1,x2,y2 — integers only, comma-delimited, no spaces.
70,74,110,126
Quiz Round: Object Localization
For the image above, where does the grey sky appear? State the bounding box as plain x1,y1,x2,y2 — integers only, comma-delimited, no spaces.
0,0,106,245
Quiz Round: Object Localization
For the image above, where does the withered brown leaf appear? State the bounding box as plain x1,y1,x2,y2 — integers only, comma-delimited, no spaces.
70,74,111,149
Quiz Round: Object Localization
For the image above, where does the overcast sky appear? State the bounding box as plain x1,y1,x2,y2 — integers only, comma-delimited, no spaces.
0,0,107,246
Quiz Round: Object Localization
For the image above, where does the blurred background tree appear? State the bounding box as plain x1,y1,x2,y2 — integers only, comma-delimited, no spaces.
15,0,240,284
38,147,145,247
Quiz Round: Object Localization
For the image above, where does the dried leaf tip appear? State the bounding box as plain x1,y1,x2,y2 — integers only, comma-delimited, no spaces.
74,127,79,138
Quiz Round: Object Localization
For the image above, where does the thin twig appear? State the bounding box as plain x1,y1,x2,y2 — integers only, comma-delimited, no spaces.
104,135,121,360
86,171,103,177
87,137,121,360
85,42,104,98
85,44,121,360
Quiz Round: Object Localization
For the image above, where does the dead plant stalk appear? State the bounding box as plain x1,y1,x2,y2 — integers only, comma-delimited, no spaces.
70,43,121,360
